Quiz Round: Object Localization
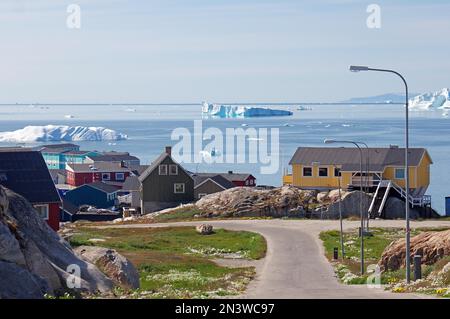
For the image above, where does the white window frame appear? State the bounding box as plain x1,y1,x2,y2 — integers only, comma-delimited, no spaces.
302,166,313,177
34,204,49,220
334,167,341,177
395,168,405,179
159,164,167,175
174,183,185,194
116,172,125,181
318,167,329,178
169,164,178,175
102,173,111,181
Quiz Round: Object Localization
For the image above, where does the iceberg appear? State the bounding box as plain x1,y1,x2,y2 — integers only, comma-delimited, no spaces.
202,102,293,118
0,125,128,143
409,88,450,110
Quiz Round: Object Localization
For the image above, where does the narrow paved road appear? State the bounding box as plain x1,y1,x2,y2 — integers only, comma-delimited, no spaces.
100,219,450,299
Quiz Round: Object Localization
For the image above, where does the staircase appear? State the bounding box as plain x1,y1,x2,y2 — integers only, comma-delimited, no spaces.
368,180,391,218
368,180,431,218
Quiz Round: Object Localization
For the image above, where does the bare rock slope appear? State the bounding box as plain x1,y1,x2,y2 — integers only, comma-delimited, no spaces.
379,229,450,271
0,186,116,298
196,186,316,217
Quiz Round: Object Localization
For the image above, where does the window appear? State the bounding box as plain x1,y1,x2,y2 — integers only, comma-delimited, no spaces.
198,193,207,199
174,183,185,194
303,167,312,177
159,165,167,175
34,205,49,220
319,167,328,177
102,173,111,181
116,173,125,181
395,168,405,179
334,167,341,177
249,179,254,185
169,164,178,175
245,180,249,186
0,173,7,182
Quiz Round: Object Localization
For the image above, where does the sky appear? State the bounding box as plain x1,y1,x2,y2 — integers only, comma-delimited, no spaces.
0,0,449,103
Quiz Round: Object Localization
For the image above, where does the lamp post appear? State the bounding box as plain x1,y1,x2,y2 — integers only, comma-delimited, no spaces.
334,164,345,259
349,65,411,283
325,139,364,274
355,141,371,230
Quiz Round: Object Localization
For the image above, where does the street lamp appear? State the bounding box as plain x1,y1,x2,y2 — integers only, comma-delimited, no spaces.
355,141,371,229
324,138,365,275
349,65,411,283
333,163,345,259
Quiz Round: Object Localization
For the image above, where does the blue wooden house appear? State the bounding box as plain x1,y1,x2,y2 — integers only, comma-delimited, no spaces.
63,181,119,209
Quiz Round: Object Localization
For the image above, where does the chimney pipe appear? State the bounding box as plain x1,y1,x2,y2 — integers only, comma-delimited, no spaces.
165,146,172,156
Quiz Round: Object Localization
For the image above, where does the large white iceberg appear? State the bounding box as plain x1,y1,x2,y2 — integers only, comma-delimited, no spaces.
409,88,450,110
202,102,293,118
0,125,128,143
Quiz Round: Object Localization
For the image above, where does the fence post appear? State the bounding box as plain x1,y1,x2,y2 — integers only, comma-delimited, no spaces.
414,255,422,281
333,247,339,260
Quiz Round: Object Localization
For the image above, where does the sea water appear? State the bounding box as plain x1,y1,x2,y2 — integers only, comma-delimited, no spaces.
0,103,448,214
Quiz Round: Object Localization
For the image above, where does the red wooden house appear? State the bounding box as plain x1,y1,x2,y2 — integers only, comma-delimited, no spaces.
0,148,62,231
66,162,132,187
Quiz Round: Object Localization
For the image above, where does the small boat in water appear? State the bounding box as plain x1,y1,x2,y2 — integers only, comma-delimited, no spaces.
297,105,312,111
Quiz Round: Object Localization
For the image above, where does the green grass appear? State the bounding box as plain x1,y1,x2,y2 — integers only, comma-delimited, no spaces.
69,226,266,298
152,206,204,223
70,226,266,260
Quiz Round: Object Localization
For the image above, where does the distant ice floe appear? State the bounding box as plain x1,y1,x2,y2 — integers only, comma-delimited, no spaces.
409,88,450,110
0,125,128,142
64,114,74,119
202,102,293,118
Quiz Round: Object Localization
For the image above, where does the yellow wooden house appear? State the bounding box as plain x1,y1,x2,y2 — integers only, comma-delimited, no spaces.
283,145,432,210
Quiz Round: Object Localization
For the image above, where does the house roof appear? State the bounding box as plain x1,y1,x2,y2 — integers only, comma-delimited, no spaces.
40,147,71,154
138,151,194,183
64,150,94,156
122,176,140,191
288,147,431,172
86,181,120,194
191,172,254,183
66,162,131,173
87,154,140,163
194,174,236,190
128,164,149,176
0,150,61,204
39,143,79,149
48,169,67,179
61,199,79,215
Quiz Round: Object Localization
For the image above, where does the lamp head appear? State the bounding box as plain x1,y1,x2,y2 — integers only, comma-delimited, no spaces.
324,138,336,144
349,65,369,72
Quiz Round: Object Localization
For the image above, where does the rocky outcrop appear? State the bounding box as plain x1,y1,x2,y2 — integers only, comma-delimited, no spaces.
379,229,450,271
196,224,214,235
325,191,372,218
74,246,140,290
0,186,115,298
195,186,316,218
382,197,421,219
